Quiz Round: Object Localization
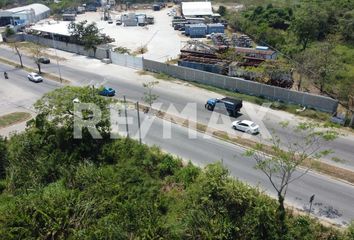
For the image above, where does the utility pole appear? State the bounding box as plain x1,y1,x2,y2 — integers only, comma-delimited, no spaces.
124,96,129,138
308,194,315,215
51,32,62,83
136,101,142,144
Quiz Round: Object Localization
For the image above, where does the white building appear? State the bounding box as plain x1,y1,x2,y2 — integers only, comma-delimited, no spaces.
181,1,213,17
0,4,50,27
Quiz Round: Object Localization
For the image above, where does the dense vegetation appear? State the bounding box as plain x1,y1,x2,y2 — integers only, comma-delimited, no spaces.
227,0,354,105
0,86,353,239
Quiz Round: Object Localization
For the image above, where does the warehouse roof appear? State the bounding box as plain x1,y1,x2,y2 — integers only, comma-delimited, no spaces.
30,21,70,36
181,2,213,16
4,4,50,16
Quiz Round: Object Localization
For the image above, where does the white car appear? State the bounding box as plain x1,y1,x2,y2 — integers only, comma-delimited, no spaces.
232,120,259,134
27,72,43,83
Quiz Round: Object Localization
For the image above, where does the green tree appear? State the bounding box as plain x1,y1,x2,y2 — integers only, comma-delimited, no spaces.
293,50,313,91
68,21,105,57
291,6,329,50
305,40,340,93
245,121,337,237
5,87,113,192
217,5,227,17
4,27,15,38
341,17,354,42
29,44,46,74
142,80,159,111
8,41,24,68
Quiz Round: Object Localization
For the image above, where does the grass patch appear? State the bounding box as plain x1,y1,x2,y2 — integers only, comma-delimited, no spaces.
0,112,31,129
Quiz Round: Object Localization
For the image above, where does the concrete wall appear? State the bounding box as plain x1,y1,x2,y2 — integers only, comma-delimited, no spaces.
143,59,338,113
110,51,143,69
23,34,109,59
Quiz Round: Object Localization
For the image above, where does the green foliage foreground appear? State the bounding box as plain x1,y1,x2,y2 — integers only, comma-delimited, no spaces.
0,87,353,239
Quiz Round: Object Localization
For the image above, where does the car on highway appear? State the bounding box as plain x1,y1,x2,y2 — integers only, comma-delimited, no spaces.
205,97,242,117
27,72,43,83
232,120,259,134
99,87,116,96
38,57,50,64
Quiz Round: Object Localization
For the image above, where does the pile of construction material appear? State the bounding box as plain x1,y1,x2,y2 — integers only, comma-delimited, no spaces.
232,34,253,48
178,40,230,74
228,62,293,88
210,33,230,49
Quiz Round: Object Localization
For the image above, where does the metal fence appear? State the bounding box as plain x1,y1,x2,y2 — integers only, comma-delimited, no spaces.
143,59,338,113
110,51,143,69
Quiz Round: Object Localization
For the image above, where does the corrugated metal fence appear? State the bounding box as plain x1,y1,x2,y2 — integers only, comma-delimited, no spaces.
143,59,338,113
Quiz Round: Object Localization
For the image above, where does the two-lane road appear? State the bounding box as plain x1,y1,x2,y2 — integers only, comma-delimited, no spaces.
1,47,353,170
0,61,354,225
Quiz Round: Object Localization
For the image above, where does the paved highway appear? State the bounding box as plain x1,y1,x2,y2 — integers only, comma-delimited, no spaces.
1,47,353,170
0,61,353,225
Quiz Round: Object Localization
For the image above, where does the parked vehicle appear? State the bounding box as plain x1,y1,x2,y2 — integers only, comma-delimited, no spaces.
232,120,259,134
38,57,50,64
205,97,242,116
99,87,116,96
27,72,43,83
116,20,122,25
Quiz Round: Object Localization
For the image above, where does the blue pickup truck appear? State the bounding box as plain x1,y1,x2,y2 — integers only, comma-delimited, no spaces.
205,97,243,117
99,87,116,97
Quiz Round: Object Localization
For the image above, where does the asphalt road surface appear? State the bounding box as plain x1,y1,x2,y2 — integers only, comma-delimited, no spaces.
0,61,354,226
1,48,353,170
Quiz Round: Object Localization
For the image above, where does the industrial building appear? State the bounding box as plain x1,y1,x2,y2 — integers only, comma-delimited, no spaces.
181,2,213,17
0,4,50,27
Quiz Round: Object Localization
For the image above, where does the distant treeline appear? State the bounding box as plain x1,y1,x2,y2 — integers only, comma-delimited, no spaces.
225,0,354,105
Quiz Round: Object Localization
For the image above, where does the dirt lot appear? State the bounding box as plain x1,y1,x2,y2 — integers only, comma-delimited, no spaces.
75,7,189,62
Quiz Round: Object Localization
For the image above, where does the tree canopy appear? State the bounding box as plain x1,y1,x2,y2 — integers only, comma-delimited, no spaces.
0,87,353,239
227,0,354,104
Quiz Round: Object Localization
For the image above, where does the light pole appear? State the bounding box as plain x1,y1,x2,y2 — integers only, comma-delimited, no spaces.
51,32,62,83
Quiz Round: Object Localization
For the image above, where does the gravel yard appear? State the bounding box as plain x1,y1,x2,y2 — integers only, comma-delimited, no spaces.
75,7,189,62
